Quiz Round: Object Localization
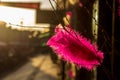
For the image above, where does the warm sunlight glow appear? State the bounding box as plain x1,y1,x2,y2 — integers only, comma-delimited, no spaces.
0,5,50,33
0,6,36,26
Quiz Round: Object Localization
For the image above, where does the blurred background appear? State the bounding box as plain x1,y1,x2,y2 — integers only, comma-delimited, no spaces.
0,0,120,80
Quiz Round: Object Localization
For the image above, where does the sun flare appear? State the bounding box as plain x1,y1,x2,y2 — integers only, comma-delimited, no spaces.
0,5,36,26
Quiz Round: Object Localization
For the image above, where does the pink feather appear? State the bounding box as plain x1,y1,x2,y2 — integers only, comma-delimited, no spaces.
47,24,104,70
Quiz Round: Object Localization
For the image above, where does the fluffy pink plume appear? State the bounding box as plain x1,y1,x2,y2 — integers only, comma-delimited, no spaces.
47,24,104,70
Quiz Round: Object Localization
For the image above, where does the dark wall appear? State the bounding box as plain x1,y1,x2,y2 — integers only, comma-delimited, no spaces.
69,0,95,39
36,10,64,25
97,0,120,80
